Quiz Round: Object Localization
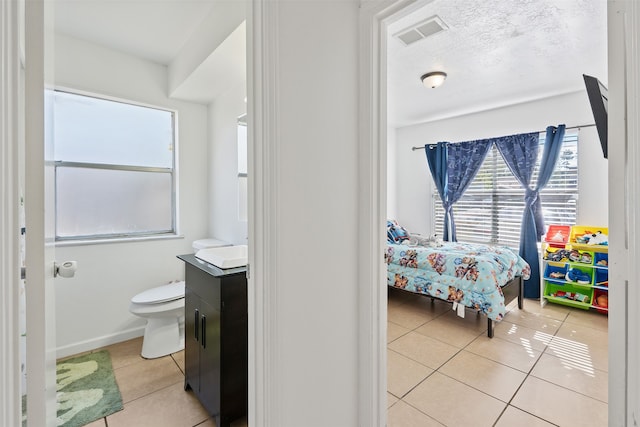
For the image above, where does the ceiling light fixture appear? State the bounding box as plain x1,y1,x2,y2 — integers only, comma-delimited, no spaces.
420,71,447,88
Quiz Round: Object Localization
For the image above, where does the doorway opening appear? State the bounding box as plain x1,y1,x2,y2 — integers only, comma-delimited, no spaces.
382,1,609,425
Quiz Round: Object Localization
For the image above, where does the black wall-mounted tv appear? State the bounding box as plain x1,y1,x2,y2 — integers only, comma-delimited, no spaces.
583,74,608,159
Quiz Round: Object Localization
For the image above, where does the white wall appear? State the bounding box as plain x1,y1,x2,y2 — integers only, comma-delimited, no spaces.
208,82,248,245
251,1,361,424
389,91,609,236
53,34,209,357
387,127,398,219
168,1,245,97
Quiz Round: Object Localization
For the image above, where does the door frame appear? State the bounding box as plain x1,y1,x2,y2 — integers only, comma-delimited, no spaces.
0,0,24,425
359,0,637,425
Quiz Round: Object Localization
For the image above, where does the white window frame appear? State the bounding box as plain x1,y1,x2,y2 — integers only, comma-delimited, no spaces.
53,89,179,244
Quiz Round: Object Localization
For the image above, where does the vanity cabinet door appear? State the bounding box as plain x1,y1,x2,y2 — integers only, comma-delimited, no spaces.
184,287,200,394
219,275,248,422
198,297,221,419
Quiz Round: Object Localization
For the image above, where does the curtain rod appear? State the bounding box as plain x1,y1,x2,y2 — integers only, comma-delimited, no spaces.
410,123,596,151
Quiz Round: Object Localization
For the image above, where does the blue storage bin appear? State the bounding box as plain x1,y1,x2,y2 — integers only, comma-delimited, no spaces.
595,268,608,287
543,264,567,282
595,252,609,268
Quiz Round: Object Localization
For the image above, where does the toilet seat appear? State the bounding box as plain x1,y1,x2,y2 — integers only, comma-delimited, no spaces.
129,297,184,316
131,281,185,305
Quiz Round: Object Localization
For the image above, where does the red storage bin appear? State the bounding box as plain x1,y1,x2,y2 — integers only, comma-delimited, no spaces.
544,225,571,248
593,289,609,314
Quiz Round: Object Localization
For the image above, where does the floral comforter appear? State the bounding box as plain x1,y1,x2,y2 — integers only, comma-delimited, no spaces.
386,241,531,321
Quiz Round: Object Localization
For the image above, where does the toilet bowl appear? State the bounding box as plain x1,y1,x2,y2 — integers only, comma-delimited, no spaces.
129,281,186,359
129,238,231,359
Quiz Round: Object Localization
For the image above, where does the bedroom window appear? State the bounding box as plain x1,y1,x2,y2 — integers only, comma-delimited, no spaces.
433,133,578,247
53,90,176,242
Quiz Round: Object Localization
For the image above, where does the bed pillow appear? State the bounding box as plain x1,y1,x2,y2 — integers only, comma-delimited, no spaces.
387,220,410,243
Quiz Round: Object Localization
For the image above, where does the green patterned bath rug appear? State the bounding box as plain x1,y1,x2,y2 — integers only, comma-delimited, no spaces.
56,350,123,426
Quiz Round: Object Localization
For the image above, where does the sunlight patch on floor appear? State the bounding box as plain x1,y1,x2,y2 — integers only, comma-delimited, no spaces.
546,335,596,376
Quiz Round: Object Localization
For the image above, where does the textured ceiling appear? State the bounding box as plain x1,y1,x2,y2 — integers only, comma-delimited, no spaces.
387,0,608,127
54,0,608,126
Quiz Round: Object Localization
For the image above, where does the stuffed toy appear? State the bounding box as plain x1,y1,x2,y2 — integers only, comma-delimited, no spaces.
576,230,608,246
387,220,410,244
408,233,444,248
549,230,566,243
586,231,608,246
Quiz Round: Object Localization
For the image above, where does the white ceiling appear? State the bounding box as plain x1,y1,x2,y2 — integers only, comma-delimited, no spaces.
54,0,608,127
387,0,608,127
54,0,217,65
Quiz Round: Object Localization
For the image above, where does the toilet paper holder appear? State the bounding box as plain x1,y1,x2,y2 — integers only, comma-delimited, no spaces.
54,261,78,278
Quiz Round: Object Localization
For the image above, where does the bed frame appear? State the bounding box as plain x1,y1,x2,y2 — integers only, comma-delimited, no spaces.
487,275,524,338
391,275,524,338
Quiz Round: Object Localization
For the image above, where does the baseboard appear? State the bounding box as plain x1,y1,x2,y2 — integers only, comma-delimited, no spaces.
55,326,145,359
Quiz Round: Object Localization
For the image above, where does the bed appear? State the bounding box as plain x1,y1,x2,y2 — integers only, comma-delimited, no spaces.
385,226,531,337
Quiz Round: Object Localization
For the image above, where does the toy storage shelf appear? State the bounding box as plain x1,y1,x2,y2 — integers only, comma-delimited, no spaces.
541,225,608,314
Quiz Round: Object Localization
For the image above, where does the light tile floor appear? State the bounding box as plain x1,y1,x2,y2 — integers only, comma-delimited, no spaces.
387,288,609,427
73,289,608,427
77,338,248,427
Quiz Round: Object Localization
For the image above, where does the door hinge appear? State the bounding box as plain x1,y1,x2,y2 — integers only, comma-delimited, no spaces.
246,263,250,279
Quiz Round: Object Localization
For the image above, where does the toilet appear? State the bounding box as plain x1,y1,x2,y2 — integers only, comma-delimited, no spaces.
129,238,230,359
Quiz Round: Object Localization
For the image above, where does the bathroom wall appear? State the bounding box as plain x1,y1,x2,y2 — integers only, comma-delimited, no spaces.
390,91,609,236
53,34,209,357
208,81,248,245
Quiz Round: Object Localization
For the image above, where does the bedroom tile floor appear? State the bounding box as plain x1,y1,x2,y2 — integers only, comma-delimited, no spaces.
75,289,607,427
387,288,609,427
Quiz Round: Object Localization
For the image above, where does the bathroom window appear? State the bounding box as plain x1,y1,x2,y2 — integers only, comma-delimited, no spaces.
53,90,176,242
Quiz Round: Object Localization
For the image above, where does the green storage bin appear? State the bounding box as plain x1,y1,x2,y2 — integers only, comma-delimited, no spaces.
544,281,593,310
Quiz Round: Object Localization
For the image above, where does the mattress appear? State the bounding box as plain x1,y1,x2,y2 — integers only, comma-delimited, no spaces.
386,241,530,321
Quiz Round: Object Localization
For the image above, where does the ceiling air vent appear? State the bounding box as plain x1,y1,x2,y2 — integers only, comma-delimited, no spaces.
394,15,448,46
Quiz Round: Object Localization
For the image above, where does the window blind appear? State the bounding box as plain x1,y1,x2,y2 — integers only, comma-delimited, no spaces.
433,133,578,248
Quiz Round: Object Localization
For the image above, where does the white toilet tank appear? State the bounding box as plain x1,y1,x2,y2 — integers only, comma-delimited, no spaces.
192,238,231,252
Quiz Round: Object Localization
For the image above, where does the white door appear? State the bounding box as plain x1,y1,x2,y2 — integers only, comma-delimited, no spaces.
25,0,57,424
607,1,640,423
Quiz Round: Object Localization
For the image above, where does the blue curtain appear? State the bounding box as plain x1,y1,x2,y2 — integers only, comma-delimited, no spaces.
425,142,449,237
495,125,566,298
444,140,493,241
532,125,566,239
426,140,491,241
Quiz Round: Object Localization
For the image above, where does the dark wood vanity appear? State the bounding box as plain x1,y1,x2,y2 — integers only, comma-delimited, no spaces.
178,254,247,427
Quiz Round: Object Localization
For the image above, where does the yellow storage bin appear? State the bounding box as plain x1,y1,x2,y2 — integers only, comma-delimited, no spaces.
569,225,608,251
